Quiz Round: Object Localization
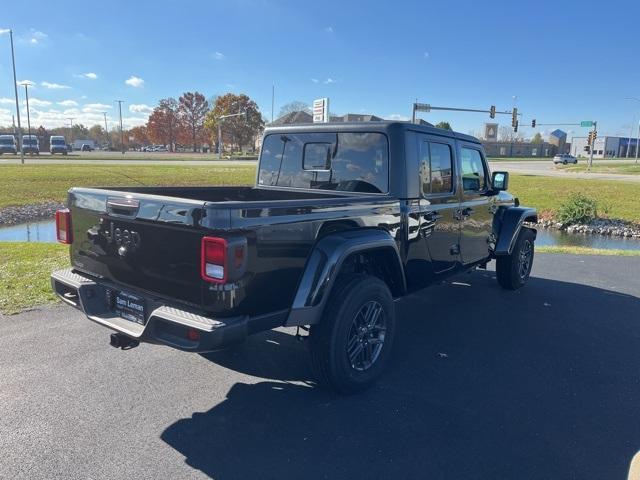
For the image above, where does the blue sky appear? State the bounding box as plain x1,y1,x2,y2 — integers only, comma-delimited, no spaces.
1,0,640,140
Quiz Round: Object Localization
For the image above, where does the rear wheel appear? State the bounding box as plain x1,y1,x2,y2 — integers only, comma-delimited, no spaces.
309,274,396,394
496,227,535,290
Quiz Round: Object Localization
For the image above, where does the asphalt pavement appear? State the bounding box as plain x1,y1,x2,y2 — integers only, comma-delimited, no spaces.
1,254,639,479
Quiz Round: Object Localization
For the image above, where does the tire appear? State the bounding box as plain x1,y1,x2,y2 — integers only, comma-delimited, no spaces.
496,227,535,290
309,274,396,394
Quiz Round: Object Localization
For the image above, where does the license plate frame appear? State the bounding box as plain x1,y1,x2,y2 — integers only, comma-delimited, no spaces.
114,290,146,325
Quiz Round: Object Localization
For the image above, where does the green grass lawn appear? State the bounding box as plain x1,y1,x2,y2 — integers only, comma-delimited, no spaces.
0,164,256,208
509,175,639,223
536,246,640,256
0,164,638,223
0,242,69,314
561,163,640,175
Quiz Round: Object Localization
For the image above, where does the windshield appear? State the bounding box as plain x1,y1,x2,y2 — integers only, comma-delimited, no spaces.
258,132,389,193
0,137,13,145
51,139,65,146
23,138,37,145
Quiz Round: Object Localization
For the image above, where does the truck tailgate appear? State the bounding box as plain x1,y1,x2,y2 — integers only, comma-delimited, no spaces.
68,188,225,307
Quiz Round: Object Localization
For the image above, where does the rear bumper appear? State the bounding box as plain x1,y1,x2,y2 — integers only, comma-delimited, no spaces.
51,268,283,352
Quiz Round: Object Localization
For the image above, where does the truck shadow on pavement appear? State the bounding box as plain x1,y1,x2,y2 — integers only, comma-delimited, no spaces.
162,270,640,480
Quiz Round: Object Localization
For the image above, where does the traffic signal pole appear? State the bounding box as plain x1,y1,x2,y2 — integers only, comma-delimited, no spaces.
588,122,597,171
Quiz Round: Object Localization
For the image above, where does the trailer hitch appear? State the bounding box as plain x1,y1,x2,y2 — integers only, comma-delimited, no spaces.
109,333,139,350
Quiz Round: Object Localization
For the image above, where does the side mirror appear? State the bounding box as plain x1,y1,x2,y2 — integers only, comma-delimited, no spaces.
492,171,509,191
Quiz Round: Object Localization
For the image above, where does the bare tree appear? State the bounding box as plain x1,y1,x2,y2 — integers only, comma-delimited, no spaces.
278,101,311,118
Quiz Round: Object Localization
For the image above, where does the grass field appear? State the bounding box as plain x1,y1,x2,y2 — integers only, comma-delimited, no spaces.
509,175,639,223
536,246,640,256
0,242,68,314
0,163,638,223
561,163,640,175
0,164,256,208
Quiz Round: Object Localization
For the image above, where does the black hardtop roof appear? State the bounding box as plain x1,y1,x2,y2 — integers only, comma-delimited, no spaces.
264,121,480,144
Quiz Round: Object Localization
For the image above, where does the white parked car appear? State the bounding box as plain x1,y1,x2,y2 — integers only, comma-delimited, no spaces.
553,154,577,165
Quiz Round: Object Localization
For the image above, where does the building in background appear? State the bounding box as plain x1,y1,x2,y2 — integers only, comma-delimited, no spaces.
482,141,558,157
570,135,638,158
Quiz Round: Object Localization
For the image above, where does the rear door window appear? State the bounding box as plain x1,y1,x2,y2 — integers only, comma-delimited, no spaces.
259,132,389,193
419,141,453,195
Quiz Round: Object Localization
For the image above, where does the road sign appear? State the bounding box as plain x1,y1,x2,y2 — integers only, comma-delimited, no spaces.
580,121,594,127
484,123,498,142
313,98,329,123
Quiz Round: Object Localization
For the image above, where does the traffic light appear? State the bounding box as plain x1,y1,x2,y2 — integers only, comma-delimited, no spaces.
489,105,496,119
531,119,536,128
587,131,595,145
592,130,597,141
511,108,518,127
513,120,519,133
584,145,590,152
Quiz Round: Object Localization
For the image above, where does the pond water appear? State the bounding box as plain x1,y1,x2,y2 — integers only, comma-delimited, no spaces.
0,219,639,251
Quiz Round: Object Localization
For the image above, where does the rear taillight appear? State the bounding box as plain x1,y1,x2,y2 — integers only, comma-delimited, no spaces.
201,237,227,283
55,208,72,244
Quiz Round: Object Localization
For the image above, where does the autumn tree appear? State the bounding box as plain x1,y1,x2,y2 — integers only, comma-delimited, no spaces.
178,92,209,152
147,98,181,151
129,125,149,147
204,93,264,153
435,121,452,131
278,101,311,118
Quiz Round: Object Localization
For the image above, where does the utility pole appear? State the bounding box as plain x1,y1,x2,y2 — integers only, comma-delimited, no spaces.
21,83,32,153
115,100,124,154
8,30,24,164
636,120,639,163
103,112,110,149
627,120,633,158
67,117,74,145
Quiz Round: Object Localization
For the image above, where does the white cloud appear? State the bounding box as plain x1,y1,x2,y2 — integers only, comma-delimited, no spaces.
17,79,35,87
57,100,78,107
0,97,14,104
26,30,47,45
83,103,112,112
385,114,410,121
323,78,336,84
324,26,334,33
125,76,144,87
41,81,71,89
0,28,10,35
213,51,225,60
24,98,52,107
75,72,98,80
311,78,319,83
129,104,153,114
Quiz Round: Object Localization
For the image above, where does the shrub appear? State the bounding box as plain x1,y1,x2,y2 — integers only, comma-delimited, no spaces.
556,193,598,225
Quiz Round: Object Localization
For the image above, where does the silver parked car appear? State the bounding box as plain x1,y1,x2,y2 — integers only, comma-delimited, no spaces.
553,154,577,165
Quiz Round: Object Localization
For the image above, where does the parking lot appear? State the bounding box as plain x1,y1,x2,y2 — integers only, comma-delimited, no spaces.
1,253,638,479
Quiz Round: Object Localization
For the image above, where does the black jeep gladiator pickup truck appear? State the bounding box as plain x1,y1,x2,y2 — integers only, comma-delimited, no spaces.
52,122,537,393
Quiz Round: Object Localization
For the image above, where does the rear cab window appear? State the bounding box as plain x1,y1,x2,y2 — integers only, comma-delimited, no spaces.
258,132,389,193
460,147,488,192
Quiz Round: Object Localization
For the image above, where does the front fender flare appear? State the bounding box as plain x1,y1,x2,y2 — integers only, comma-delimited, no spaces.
494,206,537,256
285,229,405,327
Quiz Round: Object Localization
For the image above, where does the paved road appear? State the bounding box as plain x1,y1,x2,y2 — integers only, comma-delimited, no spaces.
490,159,640,182
1,254,639,479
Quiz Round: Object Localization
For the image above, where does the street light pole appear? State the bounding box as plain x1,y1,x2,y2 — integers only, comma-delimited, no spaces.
103,112,110,149
115,100,125,154
21,83,32,153
8,30,24,164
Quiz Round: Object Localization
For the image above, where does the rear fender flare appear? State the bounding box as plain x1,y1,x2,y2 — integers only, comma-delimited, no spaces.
285,229,406,327
493,207,537,256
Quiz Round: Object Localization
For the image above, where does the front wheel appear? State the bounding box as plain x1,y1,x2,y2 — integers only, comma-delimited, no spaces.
309,274,396,394
496,227,535,290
